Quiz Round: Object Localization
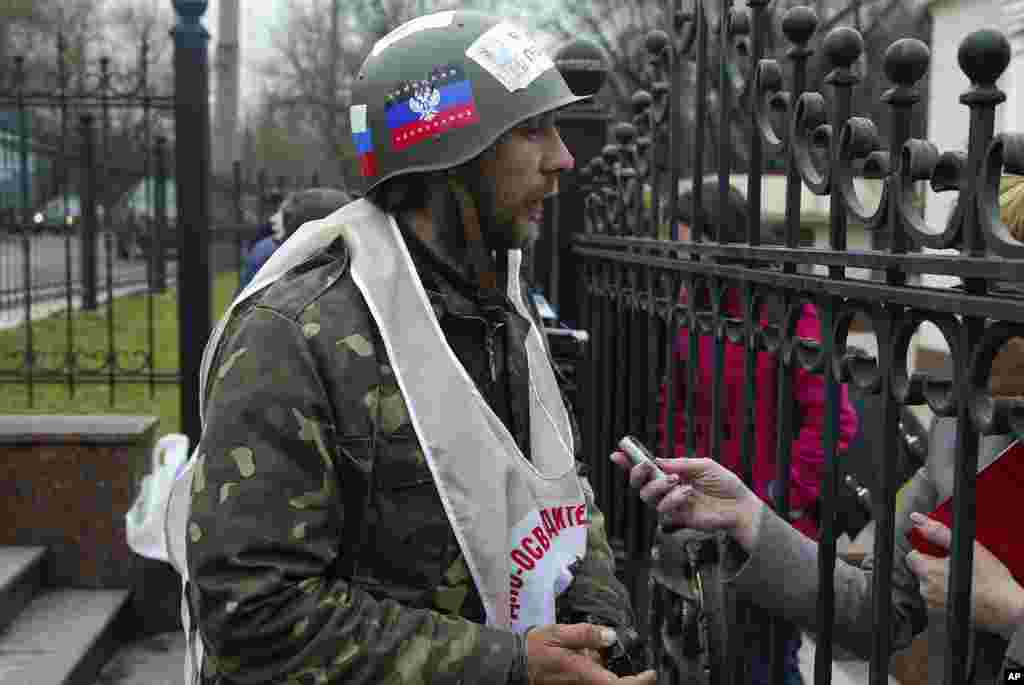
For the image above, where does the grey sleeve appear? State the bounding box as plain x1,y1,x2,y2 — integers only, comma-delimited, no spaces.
724,467,936,660
1005,626,1024,670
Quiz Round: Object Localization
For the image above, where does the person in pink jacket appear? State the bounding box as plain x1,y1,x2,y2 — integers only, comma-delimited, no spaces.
657,182,860,685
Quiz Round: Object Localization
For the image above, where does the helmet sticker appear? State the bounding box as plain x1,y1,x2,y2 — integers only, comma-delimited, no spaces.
385,64,480,151
465,23,554,93
350,104,379,178
371,11,455,58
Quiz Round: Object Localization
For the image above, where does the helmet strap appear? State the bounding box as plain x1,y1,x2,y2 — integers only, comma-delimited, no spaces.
447,174,502,291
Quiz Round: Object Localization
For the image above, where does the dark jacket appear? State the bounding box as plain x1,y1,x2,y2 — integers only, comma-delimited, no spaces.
187,229,635,684
238,236,280,292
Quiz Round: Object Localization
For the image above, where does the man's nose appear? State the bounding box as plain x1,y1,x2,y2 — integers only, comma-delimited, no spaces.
547,130,575,173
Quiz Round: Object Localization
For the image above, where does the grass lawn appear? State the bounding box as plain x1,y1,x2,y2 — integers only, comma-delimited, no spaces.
0,271,240,435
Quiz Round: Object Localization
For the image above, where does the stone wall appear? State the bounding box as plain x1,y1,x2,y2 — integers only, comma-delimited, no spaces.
0,415,182,635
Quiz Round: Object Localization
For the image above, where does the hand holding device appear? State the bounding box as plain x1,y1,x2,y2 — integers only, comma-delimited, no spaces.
617,436,669,482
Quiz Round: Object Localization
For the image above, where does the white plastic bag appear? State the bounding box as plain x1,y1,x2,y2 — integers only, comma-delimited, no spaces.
125,433,190,563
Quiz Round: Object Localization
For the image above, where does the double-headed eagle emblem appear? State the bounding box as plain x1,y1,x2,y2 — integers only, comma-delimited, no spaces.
409,84,441,121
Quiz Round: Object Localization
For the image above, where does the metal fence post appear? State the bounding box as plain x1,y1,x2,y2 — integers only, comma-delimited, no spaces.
154,136,169,293
548,41,609,328
173,0,212,444
233,160,244,289
79,114,99,311
14,56,36,405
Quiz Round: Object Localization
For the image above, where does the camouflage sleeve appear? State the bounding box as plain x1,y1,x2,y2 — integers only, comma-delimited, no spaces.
187,304,521,685
556,472,637,632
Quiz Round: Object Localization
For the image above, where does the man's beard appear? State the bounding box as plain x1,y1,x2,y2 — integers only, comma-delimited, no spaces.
485,208,540,250
470,175,540,251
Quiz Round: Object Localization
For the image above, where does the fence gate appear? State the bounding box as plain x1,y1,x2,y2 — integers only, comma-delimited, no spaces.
560,2,1024,684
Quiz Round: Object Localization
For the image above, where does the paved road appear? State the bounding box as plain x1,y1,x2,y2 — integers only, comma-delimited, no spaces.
0,232,173,296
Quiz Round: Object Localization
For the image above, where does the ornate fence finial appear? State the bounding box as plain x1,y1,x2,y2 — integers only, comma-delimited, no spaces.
646,30,670,58
781,6,818,49
884,38,930,90
957,28,1011,88
172,0,210,46
173,0,209,22
823,26,864,72
555,39,608,98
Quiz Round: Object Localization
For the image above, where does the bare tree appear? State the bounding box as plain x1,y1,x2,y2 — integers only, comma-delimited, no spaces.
101,0,175,91
0,0,105,91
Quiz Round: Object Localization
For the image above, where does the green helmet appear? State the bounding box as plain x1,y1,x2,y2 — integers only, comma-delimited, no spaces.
349,11,587,195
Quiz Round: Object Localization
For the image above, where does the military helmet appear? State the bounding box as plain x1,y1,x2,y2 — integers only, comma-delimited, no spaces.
348,11,587,195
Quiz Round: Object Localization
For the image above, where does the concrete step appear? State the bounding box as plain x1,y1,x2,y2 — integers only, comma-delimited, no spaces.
0,588,131,685
92,632,184,685
0,547,47,637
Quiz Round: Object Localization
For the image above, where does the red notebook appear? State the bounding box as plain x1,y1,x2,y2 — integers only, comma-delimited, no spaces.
906,439,1024,583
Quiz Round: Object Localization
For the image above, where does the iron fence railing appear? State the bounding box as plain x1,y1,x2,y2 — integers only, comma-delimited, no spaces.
0,26,322,408
566,3,1024,683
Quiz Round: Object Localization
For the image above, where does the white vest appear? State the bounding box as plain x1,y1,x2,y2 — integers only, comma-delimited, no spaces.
165,199,588,682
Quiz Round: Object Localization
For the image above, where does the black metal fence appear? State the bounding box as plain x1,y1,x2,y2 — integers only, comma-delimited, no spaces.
0,10,319,418
557,3,1024,684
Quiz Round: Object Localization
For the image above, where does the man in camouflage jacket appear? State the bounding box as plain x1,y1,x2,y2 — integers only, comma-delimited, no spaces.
185,11,645,685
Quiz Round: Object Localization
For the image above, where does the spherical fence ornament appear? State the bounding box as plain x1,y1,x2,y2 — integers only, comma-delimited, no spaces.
613,122,637,145
646,30,670,58
632,90,653,115
555,39,609,98
957,28,1011,86
781,6,818,47
823,27,864,69
884,38,930,88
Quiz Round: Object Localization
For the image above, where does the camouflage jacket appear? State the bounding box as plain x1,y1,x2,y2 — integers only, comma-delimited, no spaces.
186,229,636,685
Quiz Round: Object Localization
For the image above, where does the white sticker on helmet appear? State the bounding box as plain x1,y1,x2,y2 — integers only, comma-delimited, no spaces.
371,11,455,57
465,23,554,92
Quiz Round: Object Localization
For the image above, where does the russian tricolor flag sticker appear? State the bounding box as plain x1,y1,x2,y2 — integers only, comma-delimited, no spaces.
350,104,378,178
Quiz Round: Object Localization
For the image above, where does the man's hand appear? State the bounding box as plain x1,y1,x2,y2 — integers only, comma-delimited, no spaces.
609,452,765,552
905,512,1024,641
525,623,656,685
